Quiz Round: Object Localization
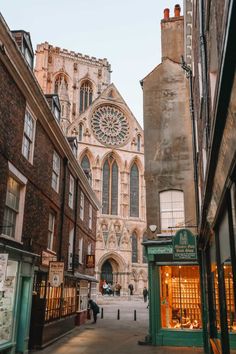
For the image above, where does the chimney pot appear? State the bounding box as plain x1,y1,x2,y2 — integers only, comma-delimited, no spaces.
163,8,170,20
174,4,181,17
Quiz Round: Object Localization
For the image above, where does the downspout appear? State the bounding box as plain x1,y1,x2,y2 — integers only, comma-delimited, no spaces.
72,178,79,274
181,57,200,226
59,157,68,261
199,0,210,147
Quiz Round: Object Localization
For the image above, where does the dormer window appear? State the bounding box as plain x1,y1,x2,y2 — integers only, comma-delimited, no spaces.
11,30,34,69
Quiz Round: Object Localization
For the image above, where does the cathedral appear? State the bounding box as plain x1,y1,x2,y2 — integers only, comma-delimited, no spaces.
34,42,147,294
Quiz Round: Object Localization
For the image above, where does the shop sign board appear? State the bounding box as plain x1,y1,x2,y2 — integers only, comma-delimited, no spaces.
86,255,95,268
148,246,173,255
0,253,8,283
173,229,197,260
48,262,64,287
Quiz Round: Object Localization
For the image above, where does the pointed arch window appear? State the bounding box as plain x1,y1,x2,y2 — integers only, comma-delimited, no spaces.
79,81,93,113
81,155,92,183
78,123,83,142
102,156,118,215
131,232,138,263
130,163,139,217
137,135,141,152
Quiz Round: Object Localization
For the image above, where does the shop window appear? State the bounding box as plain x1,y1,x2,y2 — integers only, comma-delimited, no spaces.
160,190,184,232
68,174,74,209
160,266,202,329
22,109,36,163
52,150,60,193
0,260,18,344
2,168,27,242
77,280,89,312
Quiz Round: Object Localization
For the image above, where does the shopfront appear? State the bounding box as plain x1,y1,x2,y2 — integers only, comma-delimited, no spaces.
0,243,37,354
143,229,203,348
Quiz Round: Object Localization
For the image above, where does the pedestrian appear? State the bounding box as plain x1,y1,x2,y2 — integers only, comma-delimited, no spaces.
143,286,148,302
88,299,100,324
115,282,121,296
102,280,108,295
128,283,134,295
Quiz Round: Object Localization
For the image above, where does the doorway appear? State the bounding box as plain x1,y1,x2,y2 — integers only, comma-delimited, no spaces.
101,260,113,284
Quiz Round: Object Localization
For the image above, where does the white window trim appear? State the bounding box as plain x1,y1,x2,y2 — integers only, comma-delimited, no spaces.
79,238,83,264
80,192,84,220
68,228,74,270
69,174,74,209
22,107,36,164
47,212,55,251
52,150,60,193
160,190,185,232
89,204,92,229
0,162,28,243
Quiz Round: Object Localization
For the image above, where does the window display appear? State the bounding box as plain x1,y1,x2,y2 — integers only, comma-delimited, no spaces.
0,260,18,344
160,265,202,329
77,280,89,312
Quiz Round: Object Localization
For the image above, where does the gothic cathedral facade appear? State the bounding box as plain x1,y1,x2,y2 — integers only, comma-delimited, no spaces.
34,42,147,294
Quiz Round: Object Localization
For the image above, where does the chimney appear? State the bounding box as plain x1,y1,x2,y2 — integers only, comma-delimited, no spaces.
163,8,170,20
174,4,181,17
161,5,184,63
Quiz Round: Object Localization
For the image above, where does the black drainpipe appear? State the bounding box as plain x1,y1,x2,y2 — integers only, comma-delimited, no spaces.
72,177,79,274
59,157,68,261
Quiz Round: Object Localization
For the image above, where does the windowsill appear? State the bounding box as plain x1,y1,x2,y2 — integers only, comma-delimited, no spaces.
0,233,23,244
46,248,57,255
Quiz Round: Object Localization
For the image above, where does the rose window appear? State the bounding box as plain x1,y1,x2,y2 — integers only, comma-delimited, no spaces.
91,105,129,146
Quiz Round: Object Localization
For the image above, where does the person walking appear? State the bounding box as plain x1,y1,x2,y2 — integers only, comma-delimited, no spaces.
88,299,100,324
128,283,134,295
143,287,148,302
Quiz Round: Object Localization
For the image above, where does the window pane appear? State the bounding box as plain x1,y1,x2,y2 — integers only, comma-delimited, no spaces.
160,190,184,231
130,163,139,217
131,233,138,262
111,161,118,215
102,160,110,214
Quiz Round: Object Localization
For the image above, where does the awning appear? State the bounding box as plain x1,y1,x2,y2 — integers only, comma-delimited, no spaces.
74,272,98,283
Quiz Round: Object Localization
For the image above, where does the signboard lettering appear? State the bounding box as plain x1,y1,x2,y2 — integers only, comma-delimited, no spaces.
48,262,64,287
173,229,197,260
148,246,173,255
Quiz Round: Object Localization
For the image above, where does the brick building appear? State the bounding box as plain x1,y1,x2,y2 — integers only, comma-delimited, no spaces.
0,14,99,352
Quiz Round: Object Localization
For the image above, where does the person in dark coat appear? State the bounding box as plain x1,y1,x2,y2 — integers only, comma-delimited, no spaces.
88,299,100,323
128,283,134,295
143,287,148,302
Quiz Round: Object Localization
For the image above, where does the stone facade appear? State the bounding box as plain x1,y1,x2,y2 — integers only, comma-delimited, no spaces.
35,44,148,294
142,6,196,237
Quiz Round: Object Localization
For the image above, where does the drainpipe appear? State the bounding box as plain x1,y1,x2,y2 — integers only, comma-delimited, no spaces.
72,178,79,274
59,157,68,261
181,56,200,226
199,0,210,147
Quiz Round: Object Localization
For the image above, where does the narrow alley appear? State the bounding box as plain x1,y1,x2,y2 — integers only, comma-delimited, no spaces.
34,298,204,354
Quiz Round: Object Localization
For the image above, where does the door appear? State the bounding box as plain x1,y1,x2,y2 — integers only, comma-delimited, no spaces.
101,260,113,284
16,277,31,353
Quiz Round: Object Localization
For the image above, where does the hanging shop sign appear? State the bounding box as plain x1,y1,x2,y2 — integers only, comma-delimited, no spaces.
0,253,8,285
48,262,64,287
86,255,95,268
173,229,197,260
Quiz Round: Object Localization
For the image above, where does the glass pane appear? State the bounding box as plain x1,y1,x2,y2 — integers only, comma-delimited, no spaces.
224,264,236,332
160,266,202,330
130,163,139,217
131,233,138,263
102,160,110,214
111,161,118,215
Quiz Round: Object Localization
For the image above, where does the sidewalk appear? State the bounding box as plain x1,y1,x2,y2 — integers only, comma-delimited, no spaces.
34,300,204,354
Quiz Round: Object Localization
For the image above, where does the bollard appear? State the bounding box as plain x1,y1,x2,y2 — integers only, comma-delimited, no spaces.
101,307,103,319
134,309,137,321
117,309,120,320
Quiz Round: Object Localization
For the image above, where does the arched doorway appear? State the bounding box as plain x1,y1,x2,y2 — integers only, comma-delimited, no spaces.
101,260,113,284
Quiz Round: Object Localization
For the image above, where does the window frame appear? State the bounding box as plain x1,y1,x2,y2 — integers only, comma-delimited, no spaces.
130,163,139,217
79,238,83,264
80,191,84,220
52,150,60,193
89,204,92,229
22,108,36,163
47,212,56,251
68,174,75,209
160,190,185,232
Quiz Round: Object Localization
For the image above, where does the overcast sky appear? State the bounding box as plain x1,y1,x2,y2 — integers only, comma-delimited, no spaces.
1,0,183,127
